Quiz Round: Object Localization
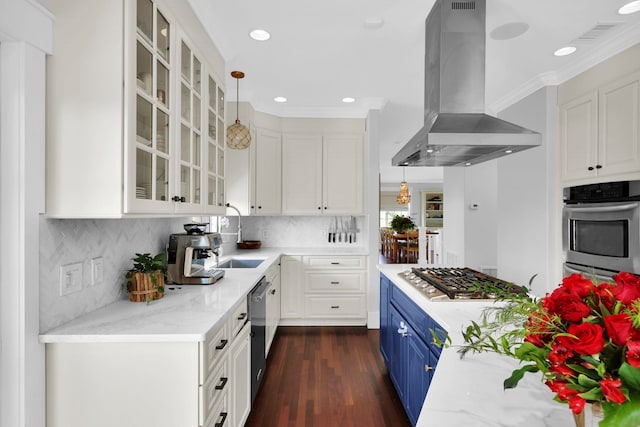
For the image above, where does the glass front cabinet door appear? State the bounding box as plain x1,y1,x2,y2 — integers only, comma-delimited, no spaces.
127,0,225,215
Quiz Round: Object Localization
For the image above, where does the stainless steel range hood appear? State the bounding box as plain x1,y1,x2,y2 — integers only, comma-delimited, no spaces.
392,0,541,167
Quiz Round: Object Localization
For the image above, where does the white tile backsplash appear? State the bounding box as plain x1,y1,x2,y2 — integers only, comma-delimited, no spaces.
39,215,368,332
39,216,187,331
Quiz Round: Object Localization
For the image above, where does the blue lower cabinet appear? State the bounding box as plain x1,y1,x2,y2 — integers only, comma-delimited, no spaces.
380,273,443,426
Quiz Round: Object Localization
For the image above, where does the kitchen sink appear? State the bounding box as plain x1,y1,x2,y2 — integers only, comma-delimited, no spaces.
217,258,265,269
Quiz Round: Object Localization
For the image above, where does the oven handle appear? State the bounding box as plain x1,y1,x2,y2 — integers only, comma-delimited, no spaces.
563,264,615,282
564,203,640,213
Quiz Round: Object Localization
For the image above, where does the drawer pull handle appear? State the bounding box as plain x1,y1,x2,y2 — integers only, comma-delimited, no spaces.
330,305,340,309
215,377,228,390
215,412,228,427
215,339,228,350
330,262,340,265
397,321,408,337
424,365,434,372
330,281,340,285
270,289,276,295
237,312,247,321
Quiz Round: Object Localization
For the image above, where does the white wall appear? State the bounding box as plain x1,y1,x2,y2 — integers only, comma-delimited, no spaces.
497,86,561,296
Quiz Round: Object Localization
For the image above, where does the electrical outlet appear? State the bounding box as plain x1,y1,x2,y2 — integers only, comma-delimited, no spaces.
91,257,104,286
59,262,83,296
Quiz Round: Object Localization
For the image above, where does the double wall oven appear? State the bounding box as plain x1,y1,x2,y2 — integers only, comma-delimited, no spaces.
563,180,640,279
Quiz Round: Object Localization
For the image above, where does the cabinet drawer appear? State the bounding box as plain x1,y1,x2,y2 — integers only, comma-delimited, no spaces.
202,392,228,427
305,271,364,292
304,295,366,318
199,324,230,384
199,359,229,425
229,299,249,338
303,256,365,269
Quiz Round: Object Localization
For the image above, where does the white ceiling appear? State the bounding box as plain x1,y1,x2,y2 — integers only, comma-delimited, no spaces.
188,0,640,183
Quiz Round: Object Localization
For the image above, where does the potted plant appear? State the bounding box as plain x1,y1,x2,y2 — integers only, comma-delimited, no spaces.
390,215,416,234
125,253,167,303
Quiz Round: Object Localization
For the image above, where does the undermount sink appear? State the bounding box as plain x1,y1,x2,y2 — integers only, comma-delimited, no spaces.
217,258,265,269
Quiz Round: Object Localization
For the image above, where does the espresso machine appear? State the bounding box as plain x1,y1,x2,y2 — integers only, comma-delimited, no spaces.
167,224,225,285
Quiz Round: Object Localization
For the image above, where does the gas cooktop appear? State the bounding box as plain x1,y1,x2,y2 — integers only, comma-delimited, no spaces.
398,267,526,301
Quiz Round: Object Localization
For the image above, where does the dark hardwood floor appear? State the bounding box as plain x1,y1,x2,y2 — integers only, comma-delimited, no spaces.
245,326,410,427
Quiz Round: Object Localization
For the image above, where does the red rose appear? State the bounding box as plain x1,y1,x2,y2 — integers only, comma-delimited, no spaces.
626,339,640,368
568,396,587,414
612,272,640,305
543,287,591,323
604,313,633,346
549,363,575,379
566,323,605,355
593,282,616,312
561,274,594,298
600,377,626,404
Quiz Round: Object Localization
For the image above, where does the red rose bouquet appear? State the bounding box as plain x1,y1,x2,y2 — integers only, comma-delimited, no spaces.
459,272,640,427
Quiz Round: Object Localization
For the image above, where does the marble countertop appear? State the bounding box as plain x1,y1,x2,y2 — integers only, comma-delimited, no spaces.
40,247,368,344
378,264,574,427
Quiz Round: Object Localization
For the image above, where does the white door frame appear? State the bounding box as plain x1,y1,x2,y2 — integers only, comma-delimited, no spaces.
1,2,53,427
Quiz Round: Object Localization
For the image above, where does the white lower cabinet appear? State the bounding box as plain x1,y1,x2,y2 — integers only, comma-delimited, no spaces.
46,299,250,427
229,322,251,427
280,255,367,326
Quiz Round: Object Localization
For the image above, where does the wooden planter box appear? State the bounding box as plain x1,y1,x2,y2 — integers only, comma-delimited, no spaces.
127,270,165,302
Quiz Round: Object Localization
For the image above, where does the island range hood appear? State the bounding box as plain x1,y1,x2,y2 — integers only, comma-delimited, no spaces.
392,0,541,167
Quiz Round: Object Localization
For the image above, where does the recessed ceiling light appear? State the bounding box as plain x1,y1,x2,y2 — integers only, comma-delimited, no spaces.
619,1,640,14
505,150,513,154
554,46,577,56
249,29,271,41
274,96,287,103
465,162,472,166
426,148,434,153
342,97,356,103
363,17,384,29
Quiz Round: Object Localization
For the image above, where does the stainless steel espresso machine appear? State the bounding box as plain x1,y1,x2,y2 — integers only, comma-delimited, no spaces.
167,224,225,285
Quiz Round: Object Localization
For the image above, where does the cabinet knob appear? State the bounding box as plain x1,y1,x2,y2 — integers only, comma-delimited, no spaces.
324,206,327,210
588,166,594,171
596,164,602,169
251,205,254,209
258,206,262,209
424,365,434,372
397,321,408,337
270,289,276,295
317,206,322,210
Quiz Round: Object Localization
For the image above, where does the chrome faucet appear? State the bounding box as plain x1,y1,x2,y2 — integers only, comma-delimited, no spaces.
225,203,242,243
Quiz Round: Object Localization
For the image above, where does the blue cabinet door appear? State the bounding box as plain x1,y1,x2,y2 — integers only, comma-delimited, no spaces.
380,274,391,363
405,323,434,425
388,304,406,402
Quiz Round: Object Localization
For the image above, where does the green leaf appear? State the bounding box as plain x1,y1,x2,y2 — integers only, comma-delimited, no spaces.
619,363,640,392
600,398,640,427
577,373,600,388
504,365,539,389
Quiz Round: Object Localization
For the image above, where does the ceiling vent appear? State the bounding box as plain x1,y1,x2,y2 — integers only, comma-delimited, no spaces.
572,22,621,43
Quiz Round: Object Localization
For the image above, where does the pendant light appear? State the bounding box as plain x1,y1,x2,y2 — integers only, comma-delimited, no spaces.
396,167,411,205
226,70,251,149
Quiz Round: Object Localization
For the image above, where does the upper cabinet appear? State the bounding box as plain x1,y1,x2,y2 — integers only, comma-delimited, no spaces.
559,45,640,186
252,128,282,215
46,0,226,217
282,134,363,215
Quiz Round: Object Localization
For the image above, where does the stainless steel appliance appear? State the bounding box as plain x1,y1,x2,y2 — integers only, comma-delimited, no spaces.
248,276,271,404
392,0,540,167
167,224,225,285
563,181,640,278
398,267,526,302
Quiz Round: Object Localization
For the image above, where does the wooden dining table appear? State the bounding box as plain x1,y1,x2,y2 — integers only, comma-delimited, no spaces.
385,230,440,264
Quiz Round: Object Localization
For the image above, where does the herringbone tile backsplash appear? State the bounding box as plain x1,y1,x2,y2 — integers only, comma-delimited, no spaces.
39,216,186,331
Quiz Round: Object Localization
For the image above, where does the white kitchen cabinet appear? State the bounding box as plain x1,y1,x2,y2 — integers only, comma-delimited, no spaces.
46,0,226,217
265,260,281,356
560,68,640,184
45,298,249,427
282,134,363,215
251,128,282,215
281,255,367,326
229,321,251,427
280,255,304,320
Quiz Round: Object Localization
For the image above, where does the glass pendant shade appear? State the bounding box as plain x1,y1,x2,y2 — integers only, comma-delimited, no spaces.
226,70,251,150
227,119,251,149
396,181,411,204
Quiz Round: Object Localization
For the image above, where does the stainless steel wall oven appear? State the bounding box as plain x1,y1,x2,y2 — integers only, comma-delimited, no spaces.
563,180,640,279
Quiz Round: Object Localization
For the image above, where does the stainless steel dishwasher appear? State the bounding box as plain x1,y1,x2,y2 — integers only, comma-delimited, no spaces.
248,276,271,403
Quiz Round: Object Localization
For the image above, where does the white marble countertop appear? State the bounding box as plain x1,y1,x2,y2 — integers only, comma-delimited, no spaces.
378,264,574,427
39,247,368,344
